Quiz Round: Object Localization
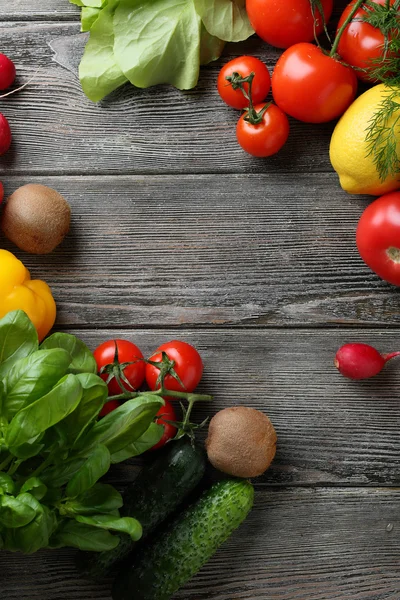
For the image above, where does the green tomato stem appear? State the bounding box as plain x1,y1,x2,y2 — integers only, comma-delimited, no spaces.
330,0,365,57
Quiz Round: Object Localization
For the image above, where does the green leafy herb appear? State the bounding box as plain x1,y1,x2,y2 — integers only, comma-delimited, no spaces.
193,0,253,42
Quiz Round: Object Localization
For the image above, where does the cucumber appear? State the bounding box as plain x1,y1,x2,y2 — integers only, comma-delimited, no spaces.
112,478,254,600
78,438,206,578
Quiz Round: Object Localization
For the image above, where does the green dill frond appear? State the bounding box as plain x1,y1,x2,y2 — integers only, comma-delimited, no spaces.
309,0,331,43
365,87,400,181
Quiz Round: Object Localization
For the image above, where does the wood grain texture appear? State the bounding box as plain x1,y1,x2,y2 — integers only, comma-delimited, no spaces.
0,1,79,19
2,488,400,600
0,20,352,175
1,174,397,328
39,327,400,486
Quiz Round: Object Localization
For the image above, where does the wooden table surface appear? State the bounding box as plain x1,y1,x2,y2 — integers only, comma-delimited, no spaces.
1,2,400,599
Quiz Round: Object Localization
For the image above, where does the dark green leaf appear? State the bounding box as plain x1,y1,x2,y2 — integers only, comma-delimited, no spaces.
20,478,47,500
66,445,110,498
4,504,56,553
62,483,122,516
41,457,86,488
60,373,108,447
0,310,38,380
110,422,163,463
6,374,83,448
4,349,71,419
10,440,45,460
0,495,36,528
0,473,15,494
50,520,119,551
40,333,97,375
76,514,142,540
79,395,163,456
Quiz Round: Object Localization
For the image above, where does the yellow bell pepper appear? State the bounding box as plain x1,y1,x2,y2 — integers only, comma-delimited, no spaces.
0,249,56,341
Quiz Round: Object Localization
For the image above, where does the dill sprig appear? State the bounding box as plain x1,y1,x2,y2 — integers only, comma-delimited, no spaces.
360,0,400,181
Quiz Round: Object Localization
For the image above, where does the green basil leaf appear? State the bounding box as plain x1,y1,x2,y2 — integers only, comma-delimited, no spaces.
6,374,83,448
10,440,45,460
110,422,163,464
0,473,15,494
75,514,142,541
194,0,254,42
0,495,36,528
40,332,97,375
50,519,119,551
60,373,108,446
4,503,56,554
41,457,86,488
20,478,47,501
113,0,202,90
0,310,38,380
66,445,110,499
200,23,225,65
80,1,128,102
81,6,102,30
62,483,122,516
4,349,71,419
79,395,163,456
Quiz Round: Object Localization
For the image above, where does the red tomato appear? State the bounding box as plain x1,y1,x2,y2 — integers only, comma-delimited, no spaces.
236,103,289,157
93,339,145,396
217,56,271,110
271,43,358,123
150,400,177,451
99,399,121,418
337,0,397,82
246,0,333,49
0,182,4,204
145,340,203,394
356,191,400,286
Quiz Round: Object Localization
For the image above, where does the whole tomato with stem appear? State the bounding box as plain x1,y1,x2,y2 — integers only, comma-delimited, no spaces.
356,191,400,286
246,0,333,49
145,340,203,394
93,339,145,396
271,42,358,123
236,102,289,157
150,400,177,451
337,0,397,82
217,56,271,110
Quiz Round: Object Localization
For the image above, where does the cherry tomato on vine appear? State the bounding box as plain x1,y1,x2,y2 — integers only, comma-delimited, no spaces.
93,339,145,396
217,56,271,110
145,340,203,394
150,400,177,451
246,0,333,49
356,191,400,286
236,103,289,157
337,0,397,82
272,43,358,123
99,399,121,418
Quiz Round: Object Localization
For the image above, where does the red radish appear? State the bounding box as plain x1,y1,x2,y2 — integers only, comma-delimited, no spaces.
99,399,121,418
0,53,15,90
0,113,11,155
334,343,400,379
0,183,3,204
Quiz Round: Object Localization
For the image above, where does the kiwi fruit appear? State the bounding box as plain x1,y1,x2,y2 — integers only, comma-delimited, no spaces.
1,183,71,254
205,406,277,478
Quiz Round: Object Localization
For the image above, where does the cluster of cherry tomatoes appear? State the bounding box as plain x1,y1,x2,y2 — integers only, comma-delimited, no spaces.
217,0,394,157
93,338,204,450
0,52,15,161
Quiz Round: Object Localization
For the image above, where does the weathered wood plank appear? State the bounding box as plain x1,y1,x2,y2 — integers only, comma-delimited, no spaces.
3,488,400,599
0,1,79,19
40,327,400,486
0,20,352,175
0,174,396,328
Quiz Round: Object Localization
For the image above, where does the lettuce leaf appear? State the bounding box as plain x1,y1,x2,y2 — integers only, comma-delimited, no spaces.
193,0,254,42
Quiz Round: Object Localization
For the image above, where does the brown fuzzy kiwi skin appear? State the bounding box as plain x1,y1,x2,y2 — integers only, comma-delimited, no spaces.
1,184,71,254
205,406,277,478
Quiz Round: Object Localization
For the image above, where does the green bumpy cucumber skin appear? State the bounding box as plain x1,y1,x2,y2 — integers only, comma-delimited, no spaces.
78,439,206,578
112,479,254,600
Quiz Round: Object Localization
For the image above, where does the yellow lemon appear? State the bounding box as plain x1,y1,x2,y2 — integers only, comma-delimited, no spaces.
330,84,400,195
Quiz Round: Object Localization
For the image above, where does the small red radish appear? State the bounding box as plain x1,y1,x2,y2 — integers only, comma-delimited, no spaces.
0,182,4,204
0,53,15,90
0,113,11,155
334,343,400,380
